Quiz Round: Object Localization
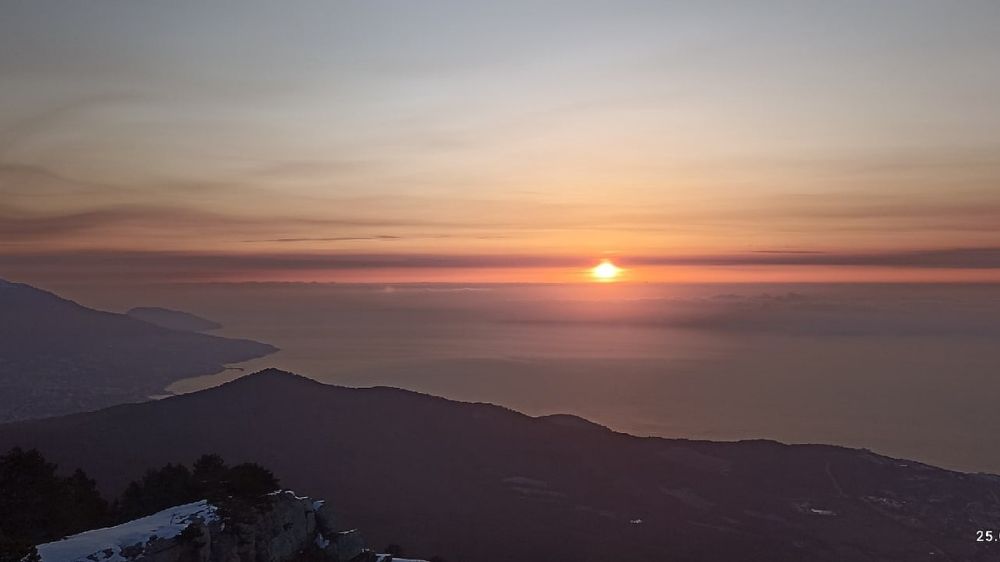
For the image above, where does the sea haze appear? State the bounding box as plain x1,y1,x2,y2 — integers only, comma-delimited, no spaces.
61,282,1000,473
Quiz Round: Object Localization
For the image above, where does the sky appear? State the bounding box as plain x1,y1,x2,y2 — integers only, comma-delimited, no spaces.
2,0,1000,283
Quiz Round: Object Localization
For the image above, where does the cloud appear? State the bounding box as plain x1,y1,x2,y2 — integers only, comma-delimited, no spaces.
628,248,1000,269
0,94,143,158
0,250,577,271
245,235,402,243
500,288,1000,337
243,234,508,243
751,250,825,254
0,163,112,197
0,206,155,238
3,247,1000,285
0,203,497,243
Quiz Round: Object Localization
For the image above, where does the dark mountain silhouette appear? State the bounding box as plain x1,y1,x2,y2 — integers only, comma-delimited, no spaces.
1,369,997,561
126,306,224,332
0,279,276,422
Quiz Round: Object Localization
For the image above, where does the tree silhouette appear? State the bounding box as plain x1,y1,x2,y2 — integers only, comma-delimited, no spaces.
0,448,283,559
0,448,109,562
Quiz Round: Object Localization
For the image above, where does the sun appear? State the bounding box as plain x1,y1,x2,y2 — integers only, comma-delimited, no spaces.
591,259,623,282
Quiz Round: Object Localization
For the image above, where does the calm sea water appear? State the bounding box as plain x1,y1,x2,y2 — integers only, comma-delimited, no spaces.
68,282,1000,473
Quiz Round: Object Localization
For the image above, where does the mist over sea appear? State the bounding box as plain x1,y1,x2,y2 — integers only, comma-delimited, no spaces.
64,282,1000,473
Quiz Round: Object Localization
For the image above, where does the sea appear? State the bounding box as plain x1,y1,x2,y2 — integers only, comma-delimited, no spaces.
66,281,1000,474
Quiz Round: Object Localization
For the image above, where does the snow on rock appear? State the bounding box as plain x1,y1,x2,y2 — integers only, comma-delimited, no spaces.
314,533,330,550
36,500,217,562
34,492,397,562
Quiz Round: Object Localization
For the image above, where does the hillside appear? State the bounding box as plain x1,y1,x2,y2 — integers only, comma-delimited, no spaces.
126,307,224,332
0,279,276,421
1,369,998,561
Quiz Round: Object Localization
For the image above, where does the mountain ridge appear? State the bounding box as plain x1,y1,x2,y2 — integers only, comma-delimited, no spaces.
0,279,277,422
2,368,998,561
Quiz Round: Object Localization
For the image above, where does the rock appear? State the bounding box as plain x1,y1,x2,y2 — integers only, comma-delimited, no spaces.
257,492,317,560
315,501,338,536
322,529,369,562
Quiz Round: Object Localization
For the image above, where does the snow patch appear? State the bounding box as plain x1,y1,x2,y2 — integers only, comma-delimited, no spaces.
314,533,330,549
36,500,217,562
269,489,308,501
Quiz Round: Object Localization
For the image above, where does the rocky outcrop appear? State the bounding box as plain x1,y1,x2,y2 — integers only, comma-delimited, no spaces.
35,491,382,562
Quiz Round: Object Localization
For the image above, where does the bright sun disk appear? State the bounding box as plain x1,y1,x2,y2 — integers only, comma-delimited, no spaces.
591,259,622,281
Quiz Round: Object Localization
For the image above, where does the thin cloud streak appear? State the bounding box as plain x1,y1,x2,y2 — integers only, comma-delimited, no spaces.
245,235,402,243
629,248,1000,269
0,204,497,241
4,247,1000,283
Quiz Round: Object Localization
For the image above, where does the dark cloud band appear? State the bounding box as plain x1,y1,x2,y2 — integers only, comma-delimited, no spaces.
3,247,1000,284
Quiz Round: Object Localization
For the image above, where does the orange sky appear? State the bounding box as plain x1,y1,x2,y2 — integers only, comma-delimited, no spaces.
2,2,1000,284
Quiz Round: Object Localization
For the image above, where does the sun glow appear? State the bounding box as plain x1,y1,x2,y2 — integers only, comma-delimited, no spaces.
591,259,623,282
